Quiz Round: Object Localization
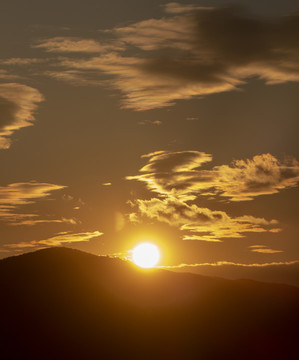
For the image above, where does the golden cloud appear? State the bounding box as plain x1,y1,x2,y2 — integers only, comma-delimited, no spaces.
160,260,299,269
125,150,299,241
44,69,102,87
33,37,123,53
248,245,283,254
0,181,67,225
129,197,279,241
0,58,44,65
0,83,44,149
5,231,103,249
127,151,299,201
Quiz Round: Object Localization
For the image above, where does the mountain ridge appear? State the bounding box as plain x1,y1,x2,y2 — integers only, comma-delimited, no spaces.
1,247,298,359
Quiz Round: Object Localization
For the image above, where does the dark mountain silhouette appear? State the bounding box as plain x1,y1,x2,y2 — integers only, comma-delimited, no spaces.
175,261,299,287
1,247,298,360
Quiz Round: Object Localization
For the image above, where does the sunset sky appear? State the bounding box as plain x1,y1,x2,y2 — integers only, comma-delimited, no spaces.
1,0,298,277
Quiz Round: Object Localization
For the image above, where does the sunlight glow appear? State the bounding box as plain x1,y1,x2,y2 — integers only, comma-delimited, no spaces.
132,242,160,268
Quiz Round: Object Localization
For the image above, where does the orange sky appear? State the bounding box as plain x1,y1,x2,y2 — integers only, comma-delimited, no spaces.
0,1,298,281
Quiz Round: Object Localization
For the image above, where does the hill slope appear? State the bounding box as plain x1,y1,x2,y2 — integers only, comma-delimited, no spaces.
0,247,298,360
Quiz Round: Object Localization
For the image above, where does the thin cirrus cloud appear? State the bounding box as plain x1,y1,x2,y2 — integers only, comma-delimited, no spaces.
4,231,103,249
127,151,299,201
33,36,123,53
160,260,299,269
0,69,18,80
8,218,78,227
163,2,214,14
43,69,104,87
0,181,69,225
34,5,299,110
248,245,283,254
0,58,44,65
0,83,44,149
137,119,162,126
160,260,299,286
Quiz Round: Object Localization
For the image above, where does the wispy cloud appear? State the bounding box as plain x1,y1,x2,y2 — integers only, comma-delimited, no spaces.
0,58,44,66
0,83,44,149
160,259,299,286
0,69,19,80
33,36,123,53
35,6,299,110
5,231,103,249
248,245,283,254
137,119,162,126
159,260,299,269
44,69,102,86
127,151,299,201
0,181,67,225
163,2,213,14
9,218,78,226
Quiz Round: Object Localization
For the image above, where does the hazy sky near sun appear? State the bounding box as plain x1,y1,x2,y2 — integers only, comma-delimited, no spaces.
0,0,298,276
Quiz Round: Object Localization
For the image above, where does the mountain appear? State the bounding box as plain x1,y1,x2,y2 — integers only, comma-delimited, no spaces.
0,247,298,360
175,261,299,287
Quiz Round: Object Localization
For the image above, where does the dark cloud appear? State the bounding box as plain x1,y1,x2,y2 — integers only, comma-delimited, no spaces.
0,97,18,129
37,5,299,110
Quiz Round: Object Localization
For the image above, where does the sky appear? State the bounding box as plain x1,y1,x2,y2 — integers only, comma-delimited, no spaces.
0,0,299,280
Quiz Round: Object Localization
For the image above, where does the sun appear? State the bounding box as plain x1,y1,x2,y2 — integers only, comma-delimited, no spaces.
132,242,160,268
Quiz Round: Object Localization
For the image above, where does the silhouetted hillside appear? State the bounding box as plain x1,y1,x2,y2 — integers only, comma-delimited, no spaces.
174,261,299,287
0,247,298,360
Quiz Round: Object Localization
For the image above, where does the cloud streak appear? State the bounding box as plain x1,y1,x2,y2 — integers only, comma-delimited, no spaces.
4,231,103,249
0,58,44,65
35,5,299,110
0,69,18,80
159,260,299,269
0,181,67,225
33,36,123,53
160,259,299,286
0,83,44,149
163,2,213,14
249,245,283,254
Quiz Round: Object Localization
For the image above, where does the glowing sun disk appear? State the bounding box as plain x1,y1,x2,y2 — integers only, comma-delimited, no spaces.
132,243,160,268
